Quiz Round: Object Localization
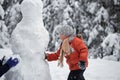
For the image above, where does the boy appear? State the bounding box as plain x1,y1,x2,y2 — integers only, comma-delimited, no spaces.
46,25,88,80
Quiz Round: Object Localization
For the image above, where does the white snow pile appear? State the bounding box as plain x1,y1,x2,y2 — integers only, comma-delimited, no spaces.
49,59,120,80
3,0,51,80
101,33,120,61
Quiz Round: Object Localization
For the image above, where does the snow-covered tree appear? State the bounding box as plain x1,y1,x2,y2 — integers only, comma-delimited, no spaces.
0,0,4,19
42,0,120,61
0,0,23,48
0,20,9,48
3,0,22,35
101,33,120,61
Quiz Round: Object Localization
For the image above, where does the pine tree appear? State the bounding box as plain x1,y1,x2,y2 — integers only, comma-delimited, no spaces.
37,0,120,60
0,0,23,48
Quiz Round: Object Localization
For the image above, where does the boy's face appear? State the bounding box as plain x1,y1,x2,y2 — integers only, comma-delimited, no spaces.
60,35,67,41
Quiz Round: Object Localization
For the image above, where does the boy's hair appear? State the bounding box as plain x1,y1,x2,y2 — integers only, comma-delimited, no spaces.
76,34,83,40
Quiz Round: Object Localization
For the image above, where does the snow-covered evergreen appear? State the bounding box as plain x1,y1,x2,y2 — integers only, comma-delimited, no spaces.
0,20,9,48
101,33,120,61
42,0,120,61
0,0,120,80
0,0,23,48
0,3,4,19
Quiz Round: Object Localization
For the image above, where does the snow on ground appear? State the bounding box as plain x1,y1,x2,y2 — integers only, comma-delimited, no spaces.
49,60,69,80
49,59,120,80
0,49,120,80
85,59,120,80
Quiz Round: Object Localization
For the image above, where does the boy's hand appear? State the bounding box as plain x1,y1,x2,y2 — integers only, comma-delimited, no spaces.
78,61,86,70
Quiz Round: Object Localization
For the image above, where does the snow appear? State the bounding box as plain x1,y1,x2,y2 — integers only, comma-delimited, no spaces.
0,49,13,59
52,0,66,10
3,0,51,80
87,2,97,14
101,33,120,61
63,5,73,20
1,0,120,80
75,1,79,8
0,49,21,80
87,26,99,46
1,49,120,80
114,0,119,5
0,0,4,4
101,33,119,48
0,5,4,19
85,59,120,80
0,21,9,48
94,7,109,23
7,2,21,28
49,59,120,80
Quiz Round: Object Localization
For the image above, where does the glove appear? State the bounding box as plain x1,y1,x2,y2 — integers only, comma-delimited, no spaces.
44,51,49,59
0,56,5,66
5,57,19,68
0,60,2,66
45,53,48,59
78,61,86,70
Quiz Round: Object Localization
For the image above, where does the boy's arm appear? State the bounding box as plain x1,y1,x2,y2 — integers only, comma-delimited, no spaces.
46,49,60,61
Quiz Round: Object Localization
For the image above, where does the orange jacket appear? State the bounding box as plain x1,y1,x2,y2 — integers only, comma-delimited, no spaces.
47,37,88,70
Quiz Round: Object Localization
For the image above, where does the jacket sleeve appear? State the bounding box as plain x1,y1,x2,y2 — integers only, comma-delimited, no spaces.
75,38,88,62
46,49,60,61
0,64,10,77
